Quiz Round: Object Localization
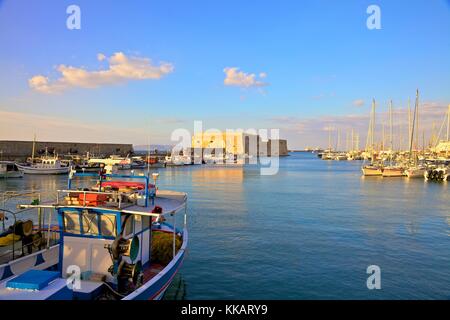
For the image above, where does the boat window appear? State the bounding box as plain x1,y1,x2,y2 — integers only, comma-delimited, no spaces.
64,211,81,234
82,211,99,236
142,216,150,230
123,215,134,237
100,214,117,237
134,215,142,233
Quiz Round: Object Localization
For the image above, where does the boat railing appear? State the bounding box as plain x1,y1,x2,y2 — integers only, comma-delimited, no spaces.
56,189,141,209
0,203,60,263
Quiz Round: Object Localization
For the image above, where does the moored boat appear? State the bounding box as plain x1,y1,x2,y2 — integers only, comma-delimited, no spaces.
382,166,405,177
0,162,23,179
405,166,426,178
16,157,70,175
0,171,188,300
362,164,383,176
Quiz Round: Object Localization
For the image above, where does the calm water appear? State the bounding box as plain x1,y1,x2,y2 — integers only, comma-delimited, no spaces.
1,152,449,299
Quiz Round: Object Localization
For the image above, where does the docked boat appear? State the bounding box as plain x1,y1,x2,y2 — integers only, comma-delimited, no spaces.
88,155,132,170
334,153,347,161
405,166,426,178
382,166,405,177
0,171,188,300
424,166,448,181
362,164,383,176
0,162,23,179
16,157,70,175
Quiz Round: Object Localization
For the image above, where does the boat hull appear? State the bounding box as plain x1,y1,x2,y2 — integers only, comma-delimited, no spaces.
123,228,188,300
382,168,405,177
362,166,383,176
0,171,23,179
16,165,70,175
406,168,426,178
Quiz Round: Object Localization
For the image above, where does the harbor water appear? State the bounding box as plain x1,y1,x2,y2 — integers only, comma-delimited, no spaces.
1,152,449,299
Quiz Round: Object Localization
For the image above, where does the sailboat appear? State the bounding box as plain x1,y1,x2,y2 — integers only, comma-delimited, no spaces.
405,90,426,178
382,100,405,177
362,99,383,176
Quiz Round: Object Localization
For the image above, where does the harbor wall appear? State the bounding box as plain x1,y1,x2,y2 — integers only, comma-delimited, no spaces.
0,140,133,161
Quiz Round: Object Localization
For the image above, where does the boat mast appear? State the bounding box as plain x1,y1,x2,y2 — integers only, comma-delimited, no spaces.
409,90,419,164
415,90,420,152
447,104,450,142
31,134,36,162
408,98,411,151
389,100,393,166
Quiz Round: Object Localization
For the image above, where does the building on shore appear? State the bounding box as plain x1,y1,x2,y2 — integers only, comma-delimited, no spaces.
0,140,133,161
190,131,288,158
433,141,450,155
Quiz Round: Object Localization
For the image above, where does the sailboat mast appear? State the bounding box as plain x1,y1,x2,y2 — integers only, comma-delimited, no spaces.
31,134,36,162
415,91,420,151
409,90,419,163
372,99,376,153
447,104,450,142
389,100,393,151
408,98,411,151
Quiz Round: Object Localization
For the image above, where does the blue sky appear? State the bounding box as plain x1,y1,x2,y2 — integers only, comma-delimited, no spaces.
0,0,449,148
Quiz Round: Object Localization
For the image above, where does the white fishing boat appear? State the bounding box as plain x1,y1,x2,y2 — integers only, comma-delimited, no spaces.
16,157,70,175
0,162,23,179
0,171,188,300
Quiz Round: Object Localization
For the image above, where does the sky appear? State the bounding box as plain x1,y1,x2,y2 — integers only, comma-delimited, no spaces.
0,0,449,149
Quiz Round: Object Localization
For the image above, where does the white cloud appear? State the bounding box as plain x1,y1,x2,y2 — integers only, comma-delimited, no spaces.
223,67,268,88
29,52,174,94
97,53,106,61
353,99,365,107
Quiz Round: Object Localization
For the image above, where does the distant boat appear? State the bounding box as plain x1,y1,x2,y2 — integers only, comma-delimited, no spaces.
382,166,405,177
16,157,70,175
362,164,383,176
405,166,426,178
0,161,23,179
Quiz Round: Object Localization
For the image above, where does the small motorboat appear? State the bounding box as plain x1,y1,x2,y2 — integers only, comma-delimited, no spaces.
0,162,23,179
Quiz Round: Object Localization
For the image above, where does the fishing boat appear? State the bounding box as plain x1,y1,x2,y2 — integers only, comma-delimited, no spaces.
0,162,23,179
0,171,188,300
88,155,132,171
16,156,70,175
